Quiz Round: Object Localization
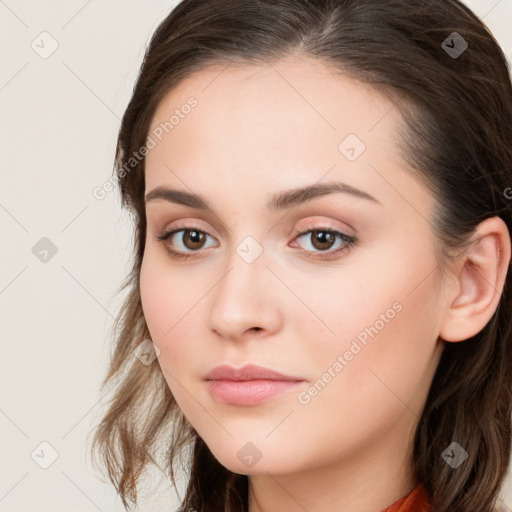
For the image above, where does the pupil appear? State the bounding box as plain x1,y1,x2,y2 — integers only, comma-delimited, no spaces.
314,231,333,250
186,230,204,248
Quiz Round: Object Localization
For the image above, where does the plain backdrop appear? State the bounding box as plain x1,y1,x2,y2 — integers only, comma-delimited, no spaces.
1,1,512,510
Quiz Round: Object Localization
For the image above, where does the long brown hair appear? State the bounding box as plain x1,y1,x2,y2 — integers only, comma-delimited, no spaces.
89,1,512,511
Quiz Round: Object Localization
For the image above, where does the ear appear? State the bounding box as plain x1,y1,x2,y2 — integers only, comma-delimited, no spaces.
439,216,511,343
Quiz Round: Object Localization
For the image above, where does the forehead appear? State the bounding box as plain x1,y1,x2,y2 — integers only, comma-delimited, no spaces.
148,54,398,143
144,55,432,220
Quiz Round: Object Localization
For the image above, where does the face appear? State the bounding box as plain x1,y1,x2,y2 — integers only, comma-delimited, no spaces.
140,55,445,479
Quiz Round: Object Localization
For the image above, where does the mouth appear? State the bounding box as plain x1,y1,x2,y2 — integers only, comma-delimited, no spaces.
205,378,304,406
203,363,304,381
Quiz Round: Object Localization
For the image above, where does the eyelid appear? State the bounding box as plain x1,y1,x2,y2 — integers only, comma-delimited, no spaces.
159,218,353,243
160,219,217,238
156,222,218,247
292,219,354,238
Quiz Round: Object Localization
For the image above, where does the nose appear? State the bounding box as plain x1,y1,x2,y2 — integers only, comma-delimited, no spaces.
207,241,282,343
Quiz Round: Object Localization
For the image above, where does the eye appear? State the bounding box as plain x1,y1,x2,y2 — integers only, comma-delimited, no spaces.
156,226,217,260
290,225,357,260
155,223,357,261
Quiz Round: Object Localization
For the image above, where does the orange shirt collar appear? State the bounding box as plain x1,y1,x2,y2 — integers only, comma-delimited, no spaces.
381,483,431,512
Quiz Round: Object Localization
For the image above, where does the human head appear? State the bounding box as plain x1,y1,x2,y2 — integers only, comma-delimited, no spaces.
91,2,512,511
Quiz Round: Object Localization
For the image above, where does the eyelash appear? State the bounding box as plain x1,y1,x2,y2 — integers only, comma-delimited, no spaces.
155,223,357,261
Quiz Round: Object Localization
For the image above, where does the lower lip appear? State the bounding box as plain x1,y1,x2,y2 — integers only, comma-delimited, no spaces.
206,379,303,405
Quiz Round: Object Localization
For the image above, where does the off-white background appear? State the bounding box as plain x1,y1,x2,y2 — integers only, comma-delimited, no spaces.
1,1,511,511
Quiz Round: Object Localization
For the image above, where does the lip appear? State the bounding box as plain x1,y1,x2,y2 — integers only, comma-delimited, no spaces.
204,364,305,406
204,363,304,382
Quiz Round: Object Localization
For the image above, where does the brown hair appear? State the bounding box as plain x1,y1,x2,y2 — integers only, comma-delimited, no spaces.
89,1,512,511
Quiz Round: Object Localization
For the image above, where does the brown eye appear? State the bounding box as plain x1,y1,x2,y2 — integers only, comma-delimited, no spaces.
309,230,337,251
156,227,217,257
181,230,207,250
156,224,356,261
291,226,357,260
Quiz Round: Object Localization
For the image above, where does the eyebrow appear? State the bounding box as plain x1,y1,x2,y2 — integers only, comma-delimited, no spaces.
144,181,380,212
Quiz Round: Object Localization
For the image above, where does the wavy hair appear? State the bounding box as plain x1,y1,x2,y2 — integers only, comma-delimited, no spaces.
90,1,512,511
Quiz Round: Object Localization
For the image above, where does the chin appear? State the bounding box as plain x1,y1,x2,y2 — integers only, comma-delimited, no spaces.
206,442,297,476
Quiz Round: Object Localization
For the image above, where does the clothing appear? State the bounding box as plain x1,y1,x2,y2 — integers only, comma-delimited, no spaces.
381,483,432,512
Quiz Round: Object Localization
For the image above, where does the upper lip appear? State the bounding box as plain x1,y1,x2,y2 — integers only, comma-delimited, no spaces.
204,364,304,382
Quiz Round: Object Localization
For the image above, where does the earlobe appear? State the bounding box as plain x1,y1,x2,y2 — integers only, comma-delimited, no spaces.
438,217,511,343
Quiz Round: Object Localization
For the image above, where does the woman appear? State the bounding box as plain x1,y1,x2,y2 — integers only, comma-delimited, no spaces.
90,1,512,511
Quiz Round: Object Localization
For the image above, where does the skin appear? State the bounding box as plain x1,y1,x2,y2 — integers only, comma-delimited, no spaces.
139,54,511,511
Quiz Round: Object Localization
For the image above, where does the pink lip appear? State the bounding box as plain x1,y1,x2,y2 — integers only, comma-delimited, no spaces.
204,364,305,406
204,363,303,381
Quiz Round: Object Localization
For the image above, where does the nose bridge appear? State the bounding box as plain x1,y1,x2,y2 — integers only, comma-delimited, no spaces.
215,232,268,307
207,229,278,338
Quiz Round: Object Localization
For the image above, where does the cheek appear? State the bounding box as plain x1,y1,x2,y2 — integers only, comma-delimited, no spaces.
140,254,205,417
294,233,433,345
140,251,168,340
295,243,441,419
139,249,199,361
